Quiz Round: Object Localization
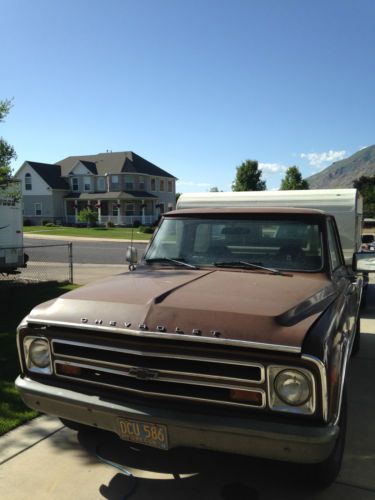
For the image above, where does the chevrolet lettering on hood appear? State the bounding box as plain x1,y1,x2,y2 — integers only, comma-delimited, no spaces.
16,199,370,488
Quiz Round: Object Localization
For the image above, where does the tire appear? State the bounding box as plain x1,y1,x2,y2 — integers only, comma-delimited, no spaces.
60,418,92,432
351,316,361,357
309,390,347,488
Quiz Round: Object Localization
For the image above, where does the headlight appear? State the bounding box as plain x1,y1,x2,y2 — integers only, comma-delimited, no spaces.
23,336,52,374
29,339,50,368
268,365,315,415
274,369,311,406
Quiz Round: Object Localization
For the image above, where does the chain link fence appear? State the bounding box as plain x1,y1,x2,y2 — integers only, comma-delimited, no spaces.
0,243,73,284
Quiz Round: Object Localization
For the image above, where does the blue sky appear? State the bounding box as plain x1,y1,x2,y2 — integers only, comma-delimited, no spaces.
2,0,375,191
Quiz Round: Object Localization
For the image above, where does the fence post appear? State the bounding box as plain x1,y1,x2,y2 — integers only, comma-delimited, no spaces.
68,242,73,284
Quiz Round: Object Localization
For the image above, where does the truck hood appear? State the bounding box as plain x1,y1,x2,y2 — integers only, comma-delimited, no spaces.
27,267,335,352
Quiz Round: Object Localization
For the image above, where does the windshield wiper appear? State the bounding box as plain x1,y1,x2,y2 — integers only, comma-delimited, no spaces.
214,261,286,276
145,257,199,269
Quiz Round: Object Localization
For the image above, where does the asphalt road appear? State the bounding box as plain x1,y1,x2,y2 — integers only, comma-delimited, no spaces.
24,237,148,265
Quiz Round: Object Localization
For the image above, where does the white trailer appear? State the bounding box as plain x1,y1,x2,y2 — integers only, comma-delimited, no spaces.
177,189,363,266
0,181,26,273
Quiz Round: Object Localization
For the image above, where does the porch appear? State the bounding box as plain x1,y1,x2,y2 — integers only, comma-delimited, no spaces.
65,214,156,226
65,192,163,226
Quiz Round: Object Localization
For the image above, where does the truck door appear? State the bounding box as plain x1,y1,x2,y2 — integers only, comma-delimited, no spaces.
326,217,359,339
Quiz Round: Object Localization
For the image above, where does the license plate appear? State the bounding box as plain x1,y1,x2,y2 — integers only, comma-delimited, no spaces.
118,418,168,450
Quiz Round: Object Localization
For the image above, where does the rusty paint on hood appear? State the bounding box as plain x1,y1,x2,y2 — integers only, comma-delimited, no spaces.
27,267,332,350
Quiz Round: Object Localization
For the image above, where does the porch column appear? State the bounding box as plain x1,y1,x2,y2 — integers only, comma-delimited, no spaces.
117,199,121,225
142,199,145,225
74,202,78,224
97,200,101,224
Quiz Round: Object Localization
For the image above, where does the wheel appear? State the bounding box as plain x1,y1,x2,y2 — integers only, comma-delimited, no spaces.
351,316,361,357
60,418,92,432
309,389,347,488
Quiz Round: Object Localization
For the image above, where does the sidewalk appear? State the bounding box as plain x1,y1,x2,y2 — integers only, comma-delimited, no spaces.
24,233,148,243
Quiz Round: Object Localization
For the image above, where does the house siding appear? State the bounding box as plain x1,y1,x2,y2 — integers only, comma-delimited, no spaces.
17,162,52,196
23,195,54,224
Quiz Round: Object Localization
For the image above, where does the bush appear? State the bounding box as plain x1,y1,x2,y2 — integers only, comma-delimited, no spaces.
42,219,50,226
23,219,32,226
139,225,154,234
106,220,115,228
44,222,55,227
132,220,141,228
78,208,98,227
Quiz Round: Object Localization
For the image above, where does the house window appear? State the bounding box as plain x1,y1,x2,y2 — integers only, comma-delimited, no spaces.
112,202,119,216
126,203,135,215
111,175,119,189
25,173,32,191
151,178,156,191
83,176,91,191
34,203,42,216
72,177,79,191
139,176,145,190
98,177,106,191
159,179,165,192
125,175,134,191
168,180,173,193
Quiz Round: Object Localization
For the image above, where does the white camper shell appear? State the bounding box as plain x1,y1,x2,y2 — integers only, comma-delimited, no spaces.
0,182,25,273
176,189,363,266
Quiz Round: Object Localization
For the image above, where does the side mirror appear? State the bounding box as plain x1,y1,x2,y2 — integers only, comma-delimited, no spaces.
353,251,375,272
126,246,138,265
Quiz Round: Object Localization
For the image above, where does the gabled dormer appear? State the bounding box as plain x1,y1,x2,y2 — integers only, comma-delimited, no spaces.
68,160,98,193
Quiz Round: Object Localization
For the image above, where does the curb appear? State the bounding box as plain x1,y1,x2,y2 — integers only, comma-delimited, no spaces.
24,233,148,243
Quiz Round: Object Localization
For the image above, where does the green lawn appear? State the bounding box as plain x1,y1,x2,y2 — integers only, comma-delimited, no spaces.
0,282,76,435
24,225,153,240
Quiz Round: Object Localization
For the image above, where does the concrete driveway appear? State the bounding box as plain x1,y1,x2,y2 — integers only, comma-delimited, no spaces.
1,301,375,499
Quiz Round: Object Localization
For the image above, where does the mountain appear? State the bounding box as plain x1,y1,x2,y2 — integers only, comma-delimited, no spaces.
306,145,375,189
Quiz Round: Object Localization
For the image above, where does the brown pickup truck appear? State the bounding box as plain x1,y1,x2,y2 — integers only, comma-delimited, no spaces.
16,207,372,487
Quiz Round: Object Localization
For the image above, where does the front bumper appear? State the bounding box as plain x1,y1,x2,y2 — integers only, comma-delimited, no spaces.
16,376,339,464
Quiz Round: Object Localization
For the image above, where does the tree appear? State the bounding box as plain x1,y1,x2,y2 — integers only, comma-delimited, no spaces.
209,186,220,192
353,175,375,217
232,160,266,191
78,208,98,227
280,166,309,190
0,98,17,187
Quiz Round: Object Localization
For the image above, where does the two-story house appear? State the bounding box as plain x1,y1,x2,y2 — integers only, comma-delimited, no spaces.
15,152,177,225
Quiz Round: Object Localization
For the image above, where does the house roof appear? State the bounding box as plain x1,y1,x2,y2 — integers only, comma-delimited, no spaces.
66,191,158,201
78,160,98,174
26,162,69,189
57,152,176,179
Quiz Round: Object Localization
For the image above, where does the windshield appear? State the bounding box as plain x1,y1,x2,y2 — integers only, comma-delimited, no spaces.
145,217,324,272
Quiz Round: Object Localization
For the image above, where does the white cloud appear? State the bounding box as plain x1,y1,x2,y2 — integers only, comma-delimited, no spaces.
300,150,347,168
259,163,287,174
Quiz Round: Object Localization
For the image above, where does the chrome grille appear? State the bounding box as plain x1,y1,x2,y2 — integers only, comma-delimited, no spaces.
51,338,266,409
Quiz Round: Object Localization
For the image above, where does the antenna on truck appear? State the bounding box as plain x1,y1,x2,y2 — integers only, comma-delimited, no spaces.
126,221,137,271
